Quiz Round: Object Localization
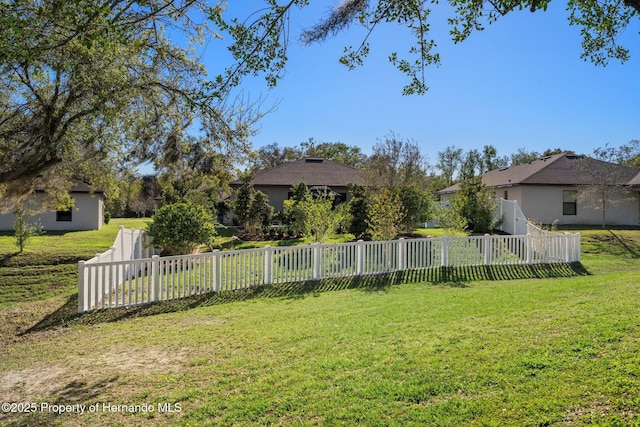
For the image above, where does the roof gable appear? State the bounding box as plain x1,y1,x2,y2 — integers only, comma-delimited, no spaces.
238,157,363,187
439,152,640,194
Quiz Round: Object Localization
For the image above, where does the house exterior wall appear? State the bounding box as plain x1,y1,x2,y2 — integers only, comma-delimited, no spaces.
519,185,639,226
440,185,639,226
0,193,104,231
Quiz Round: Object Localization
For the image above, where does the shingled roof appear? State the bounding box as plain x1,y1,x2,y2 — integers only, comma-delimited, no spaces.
235,157,363,187
439,152,640,194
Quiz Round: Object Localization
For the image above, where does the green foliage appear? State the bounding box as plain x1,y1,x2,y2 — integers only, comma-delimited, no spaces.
367,188,405,241
288,189,349,243
12,205,45,253
363,132,429,189
146,203,217,255
233,177,255,230
435,204,468,236
395,187,433,233
0,0,258,210
451,176,499,233
347,184,371,239
103,211,111,225
245,191,274,235
301,139,367,167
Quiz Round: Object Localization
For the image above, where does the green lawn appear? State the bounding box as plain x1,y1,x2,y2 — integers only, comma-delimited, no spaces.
0,218,150,307
1,227,639,426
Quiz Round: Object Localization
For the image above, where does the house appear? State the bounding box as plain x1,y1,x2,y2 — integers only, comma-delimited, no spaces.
0,183,106,231
230,157,364,214
438,152,640,226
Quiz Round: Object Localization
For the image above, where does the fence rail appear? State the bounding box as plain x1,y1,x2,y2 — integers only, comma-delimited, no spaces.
78,233,581,313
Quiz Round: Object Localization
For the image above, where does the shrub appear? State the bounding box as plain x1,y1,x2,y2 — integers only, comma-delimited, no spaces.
366,188,405,241
13,205,45,252
146,203,217,255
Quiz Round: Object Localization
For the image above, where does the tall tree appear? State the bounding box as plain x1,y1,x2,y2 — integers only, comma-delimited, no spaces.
480,145,509,173
510,148,541,166
301,139,367,167
0,0,258,211
254,143,304,170
363,132,429,189
436,146,464,187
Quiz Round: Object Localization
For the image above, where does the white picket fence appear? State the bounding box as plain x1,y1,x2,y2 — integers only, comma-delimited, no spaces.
78,226,157,312
496,198,529,235
78,232,581,313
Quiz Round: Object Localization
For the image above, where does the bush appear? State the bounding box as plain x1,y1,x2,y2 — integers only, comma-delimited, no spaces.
13,206,45,252
146,203,217,255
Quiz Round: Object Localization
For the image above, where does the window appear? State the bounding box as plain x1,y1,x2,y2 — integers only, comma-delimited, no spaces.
563,190,577,215
56,209,72,222
503,190,509,200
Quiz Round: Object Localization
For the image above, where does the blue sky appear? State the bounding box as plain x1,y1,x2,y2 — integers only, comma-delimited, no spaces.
200,1,639,167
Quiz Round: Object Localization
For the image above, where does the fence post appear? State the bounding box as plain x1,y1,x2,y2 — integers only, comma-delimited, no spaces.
312,243,322,280
356,240,364,275
78,261,86,313
575,233,581,262
264,246,273,285
483,234,491,265
564,232,571,262
397,238,406,271
525,234,533,264
117,225,124,261
213,250,222,292
151,255,160,302
441,236,448,267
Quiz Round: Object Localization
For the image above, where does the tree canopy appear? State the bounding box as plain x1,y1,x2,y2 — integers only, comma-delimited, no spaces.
214,0,639,96
0,0,260,211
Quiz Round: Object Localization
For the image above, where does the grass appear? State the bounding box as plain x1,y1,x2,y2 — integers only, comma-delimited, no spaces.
0,218,150,307
1,225,639,426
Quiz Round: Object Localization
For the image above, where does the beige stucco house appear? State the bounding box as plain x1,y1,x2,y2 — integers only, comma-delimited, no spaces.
438,152,640,227
0,183,106,231
230,157,364,214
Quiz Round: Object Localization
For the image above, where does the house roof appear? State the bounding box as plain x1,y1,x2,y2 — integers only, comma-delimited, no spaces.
233,157,363,188
35,182,105,196
439,152,640,194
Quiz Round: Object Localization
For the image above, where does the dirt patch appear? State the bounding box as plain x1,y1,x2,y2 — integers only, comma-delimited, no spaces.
0,347,188,402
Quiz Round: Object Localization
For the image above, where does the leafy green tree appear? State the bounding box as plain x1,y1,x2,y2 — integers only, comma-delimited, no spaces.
436,146,464,187
367,189,405,241
234,176,255,229
395,187,433,233
296,191,350,243
436,205,468,236
12,205,45,253
450,176,498,233
301,139,367,167
253,143,304,170
146,203,217,255
510,148,541,166
246,191,274,234
0,0,258,211
347,184,371,239
363,132,429,189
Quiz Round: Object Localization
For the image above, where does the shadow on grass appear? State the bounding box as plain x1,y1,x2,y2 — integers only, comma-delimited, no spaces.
2,375,119,427
22,262,589,335
0,251,20,267
608,230,640,257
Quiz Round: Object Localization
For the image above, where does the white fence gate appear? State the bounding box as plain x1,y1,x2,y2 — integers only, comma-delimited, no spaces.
78,232,581,313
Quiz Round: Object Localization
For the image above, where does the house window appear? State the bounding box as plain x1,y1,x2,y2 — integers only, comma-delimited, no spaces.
56,209,72,222
563,190,577,215
503,190,508,200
